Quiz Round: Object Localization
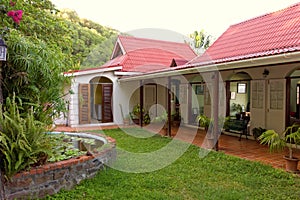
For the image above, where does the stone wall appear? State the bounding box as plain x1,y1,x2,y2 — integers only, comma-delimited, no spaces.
1,135,116,200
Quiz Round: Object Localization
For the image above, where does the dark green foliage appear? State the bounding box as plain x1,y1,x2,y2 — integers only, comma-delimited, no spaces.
0,96,52,179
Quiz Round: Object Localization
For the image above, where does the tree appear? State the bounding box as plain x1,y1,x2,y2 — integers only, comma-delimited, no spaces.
188,30,211,54
0,0,74,124
81,35,117,69
57,9,118,68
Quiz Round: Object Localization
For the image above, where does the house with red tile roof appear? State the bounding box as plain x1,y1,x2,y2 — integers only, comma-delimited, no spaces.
62,35,196,126
60,2,300,140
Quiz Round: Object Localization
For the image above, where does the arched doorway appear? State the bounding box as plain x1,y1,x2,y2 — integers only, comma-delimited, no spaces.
78,76,113,124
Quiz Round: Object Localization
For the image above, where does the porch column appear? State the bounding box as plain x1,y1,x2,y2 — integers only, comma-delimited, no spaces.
213,71,219,151
225,81,231,117
167,76,172,137
286,77,291,127
140,80,144,127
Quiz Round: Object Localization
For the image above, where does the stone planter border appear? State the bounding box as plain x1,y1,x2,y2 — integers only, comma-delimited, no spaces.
1,132,116,200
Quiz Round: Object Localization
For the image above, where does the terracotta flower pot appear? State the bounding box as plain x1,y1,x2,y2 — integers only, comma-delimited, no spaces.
284,156,299,173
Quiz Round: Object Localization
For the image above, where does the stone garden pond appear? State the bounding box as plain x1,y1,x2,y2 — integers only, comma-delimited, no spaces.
47,132,108,162
1,132,116,200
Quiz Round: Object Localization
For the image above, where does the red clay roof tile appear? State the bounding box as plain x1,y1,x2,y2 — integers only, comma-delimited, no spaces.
104,35,196,73
188,3,300,66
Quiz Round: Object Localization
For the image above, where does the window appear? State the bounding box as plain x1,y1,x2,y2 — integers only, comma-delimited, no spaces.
237,83,247,94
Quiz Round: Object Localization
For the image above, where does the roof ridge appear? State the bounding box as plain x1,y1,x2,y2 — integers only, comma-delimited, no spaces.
230,2,300,28
118,34,190,46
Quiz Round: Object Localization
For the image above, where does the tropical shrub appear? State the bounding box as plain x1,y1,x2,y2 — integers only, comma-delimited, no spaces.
259,124,300,159
0,95,52,179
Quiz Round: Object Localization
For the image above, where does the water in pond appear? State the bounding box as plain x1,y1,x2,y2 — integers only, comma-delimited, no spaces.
63,136,105,152
47,132,107,162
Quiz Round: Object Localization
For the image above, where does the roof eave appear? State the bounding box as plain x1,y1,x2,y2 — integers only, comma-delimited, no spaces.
119,51,300,82
65,66,123,77
114,71,143,76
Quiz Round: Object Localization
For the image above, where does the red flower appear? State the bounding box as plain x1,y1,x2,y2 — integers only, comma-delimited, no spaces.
7,10,23,24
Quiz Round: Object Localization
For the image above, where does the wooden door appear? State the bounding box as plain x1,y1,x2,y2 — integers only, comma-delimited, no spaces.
250,80,266,129
267,79,286,133
78,84,91,124
102,84,113,123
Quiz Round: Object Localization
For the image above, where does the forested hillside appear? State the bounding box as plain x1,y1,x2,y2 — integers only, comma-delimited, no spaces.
56,9,119,69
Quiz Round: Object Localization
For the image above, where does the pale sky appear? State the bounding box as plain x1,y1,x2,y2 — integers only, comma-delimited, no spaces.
51,0,300,40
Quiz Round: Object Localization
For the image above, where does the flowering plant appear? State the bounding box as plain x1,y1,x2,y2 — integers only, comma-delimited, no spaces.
7,10,23,24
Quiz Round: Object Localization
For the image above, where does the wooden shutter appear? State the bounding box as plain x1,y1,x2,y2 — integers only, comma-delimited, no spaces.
78,84,91,124
251,80,266,129
102,84,113,123
267,79,286,132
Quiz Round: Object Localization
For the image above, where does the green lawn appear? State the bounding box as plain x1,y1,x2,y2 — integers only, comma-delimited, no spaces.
46,128,300,200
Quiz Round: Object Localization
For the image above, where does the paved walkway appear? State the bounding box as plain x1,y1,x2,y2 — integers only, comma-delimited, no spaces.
54,124,300,171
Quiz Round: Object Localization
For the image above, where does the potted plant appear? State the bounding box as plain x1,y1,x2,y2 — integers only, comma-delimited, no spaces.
231,103,242,120
130,104,151,125
259,124,300,172
197,114,211,132
130,104,145,125
143,112,151,125
252,127,266,142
